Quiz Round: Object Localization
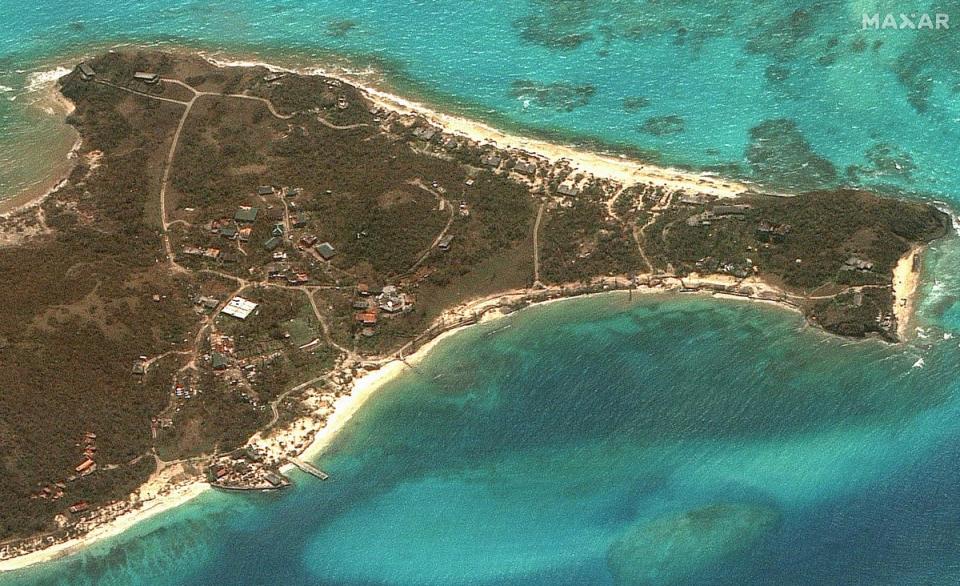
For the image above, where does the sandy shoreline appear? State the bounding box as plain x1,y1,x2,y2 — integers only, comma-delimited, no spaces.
893,245,923,341
201,54,753,200
0,474,209,573
0,82,80,218
0,47,935,573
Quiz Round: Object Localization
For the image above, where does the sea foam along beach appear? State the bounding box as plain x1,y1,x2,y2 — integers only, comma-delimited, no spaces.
200,53,754,200
0,69,80,218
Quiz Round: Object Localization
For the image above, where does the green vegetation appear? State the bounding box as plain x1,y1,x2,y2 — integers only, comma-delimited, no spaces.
0,49,949,544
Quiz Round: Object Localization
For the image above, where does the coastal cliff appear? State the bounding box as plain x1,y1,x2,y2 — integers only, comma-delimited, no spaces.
0,50,950,565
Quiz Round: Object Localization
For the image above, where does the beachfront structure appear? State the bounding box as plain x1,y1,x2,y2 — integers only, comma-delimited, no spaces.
222,297,259,320
481,154,502,167
514,161,537,175
133,71,160,84
77,63,95,81
713,205,751,216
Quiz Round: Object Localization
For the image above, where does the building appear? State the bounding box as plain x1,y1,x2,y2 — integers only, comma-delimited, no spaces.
844,256,874,271
263,72,286,83
317,242,336,260
211,352,229,371
220,225,238,240
222,297,259,320
257,185,274,196
75,459,96,475
713,205,751,216
557,183,580,197
68,501,89,514
133,71,159,84
413,127,437,141
234,207,259,223
238,226,253,242
514,161,537,175
356,283,370,296
438,234,455,251
263,236,282,251
678,193,712,206
480,154,502,167
197,296,220,310
299,235,318,248
272,224,284,238
756,221,791,243
77,63,95,81
355,312,378,326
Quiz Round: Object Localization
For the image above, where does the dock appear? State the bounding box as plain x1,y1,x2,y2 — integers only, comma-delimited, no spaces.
288,457,330,480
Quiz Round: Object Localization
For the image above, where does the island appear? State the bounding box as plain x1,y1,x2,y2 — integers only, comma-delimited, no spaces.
0,50,949,568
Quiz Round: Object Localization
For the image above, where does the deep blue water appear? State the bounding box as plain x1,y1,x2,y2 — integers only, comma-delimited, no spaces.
4,1,960,584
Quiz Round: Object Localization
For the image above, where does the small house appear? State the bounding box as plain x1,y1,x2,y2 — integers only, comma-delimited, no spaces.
132,360,146,376
299,235,318,248
220,225,238,240
198,296,220,310
514,161,537,175
480,154,502,167
263,236,282,252
133,71,159,84
713,205,751,217
257,185,274,196
211,352,229,371
234,207,259,223
557,183,580,197
272,224,284,238
77,63,95,81
355,312,378,326
438,234,455,251
317,242,336,260
68,501,89,514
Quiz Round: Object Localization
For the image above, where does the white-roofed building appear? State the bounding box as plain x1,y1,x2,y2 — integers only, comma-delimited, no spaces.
221,297,259,320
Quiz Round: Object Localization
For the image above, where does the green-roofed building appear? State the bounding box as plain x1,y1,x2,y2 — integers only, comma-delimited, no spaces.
234,207,259,223
263,236,282,251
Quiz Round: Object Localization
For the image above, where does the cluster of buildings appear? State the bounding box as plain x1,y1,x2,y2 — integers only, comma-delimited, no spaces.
352,283,415,337
208,447,288,490
74,63,159,86
685,204,752,227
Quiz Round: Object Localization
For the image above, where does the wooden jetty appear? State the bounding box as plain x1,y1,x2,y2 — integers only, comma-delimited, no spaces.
288,457,330,480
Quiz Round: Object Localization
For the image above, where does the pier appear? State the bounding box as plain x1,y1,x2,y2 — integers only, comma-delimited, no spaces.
288,457,330,480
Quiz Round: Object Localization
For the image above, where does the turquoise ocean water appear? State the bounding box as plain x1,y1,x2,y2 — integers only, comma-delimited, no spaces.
4,1,960,584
